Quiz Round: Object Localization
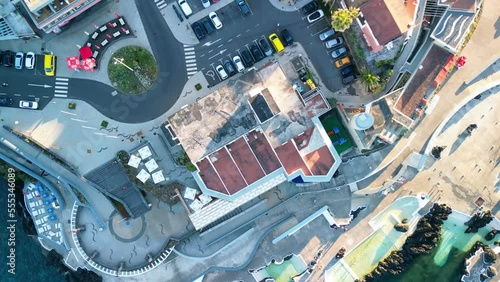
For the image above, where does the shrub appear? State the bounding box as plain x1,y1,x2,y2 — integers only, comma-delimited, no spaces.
101,120,109,128
68,102,76,109
195,83,202,91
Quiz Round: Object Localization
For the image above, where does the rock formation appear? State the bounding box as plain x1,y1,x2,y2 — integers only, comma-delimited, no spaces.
394,223,409,232
363,203,452,280
464,210,494,233
487,266,497,277
484,246,497,263
486,230,498,241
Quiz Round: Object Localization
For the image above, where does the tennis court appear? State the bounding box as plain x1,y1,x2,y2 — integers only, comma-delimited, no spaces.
320,109,353,154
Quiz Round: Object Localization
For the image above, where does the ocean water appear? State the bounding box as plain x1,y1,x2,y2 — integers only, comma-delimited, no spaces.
0,181,66,282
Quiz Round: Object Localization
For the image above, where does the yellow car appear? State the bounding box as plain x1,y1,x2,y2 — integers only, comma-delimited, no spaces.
335,56,350,69
44,54,56,76
306,79,316,89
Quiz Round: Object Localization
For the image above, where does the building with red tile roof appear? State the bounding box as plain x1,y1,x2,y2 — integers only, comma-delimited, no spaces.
167,63,341,229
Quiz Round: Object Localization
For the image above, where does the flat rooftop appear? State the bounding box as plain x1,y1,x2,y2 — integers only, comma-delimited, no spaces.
432,10,475,51
168,63,313,161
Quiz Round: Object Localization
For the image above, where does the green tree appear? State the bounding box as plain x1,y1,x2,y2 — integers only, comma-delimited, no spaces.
360,69,381,92
331,7,360,32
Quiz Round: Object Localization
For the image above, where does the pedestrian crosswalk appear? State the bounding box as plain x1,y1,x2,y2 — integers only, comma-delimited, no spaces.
184,45,198,79
54,77,69,98
154,0,167,10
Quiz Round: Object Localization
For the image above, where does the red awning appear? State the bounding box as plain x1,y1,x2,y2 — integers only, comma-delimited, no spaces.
66,56,80,70
433,68,448,87
443,54,455,72
456,56,467,68
79,46,92,59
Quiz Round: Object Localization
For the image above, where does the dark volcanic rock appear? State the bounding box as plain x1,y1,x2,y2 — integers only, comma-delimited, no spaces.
465,210,494,233
487,266,497,277
394,223,409,232
363,203,452,280
484,246,497,263
480,273,489,282
486,230,498,241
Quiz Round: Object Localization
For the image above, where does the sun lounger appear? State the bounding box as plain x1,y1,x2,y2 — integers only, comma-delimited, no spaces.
91,32,98,39
27,194,33,200
46,225,52,231
43,215,49,221
119,18,125,26
113,31,121,38
99,26,107,32
33,210,40,216
38,228,44,234
29,202,36,208
93,51,99,58
101,39,108,46
35,219,42,225
56,223,61,229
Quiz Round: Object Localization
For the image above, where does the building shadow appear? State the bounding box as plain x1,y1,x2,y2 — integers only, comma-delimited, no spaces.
447,133,468,156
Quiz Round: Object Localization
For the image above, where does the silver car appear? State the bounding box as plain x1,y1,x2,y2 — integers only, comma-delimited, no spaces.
331,47,347,59
14,52,24,69
25,52,36,69
325,37,344,49
319,29,335,41
19,100,38,109
216,65,228,80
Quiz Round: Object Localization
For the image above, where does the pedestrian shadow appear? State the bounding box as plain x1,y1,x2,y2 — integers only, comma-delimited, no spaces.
447,133,468,156
492,200,500,215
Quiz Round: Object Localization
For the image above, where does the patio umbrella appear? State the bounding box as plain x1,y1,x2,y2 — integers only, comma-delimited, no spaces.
79,46,92,60
42,193,49,198
37,183,44,192
47,208,54,213
66,56,80,70
45,200,51,205
49,215,57,221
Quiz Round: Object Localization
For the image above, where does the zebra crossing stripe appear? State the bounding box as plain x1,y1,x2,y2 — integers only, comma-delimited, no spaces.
186,63,197,67
158,3,167,9
55,77,69,81
54,94,68,98
55,90,68,94
186,59,196,63
186,67,197,71
55,86,68,89
184,47,195,51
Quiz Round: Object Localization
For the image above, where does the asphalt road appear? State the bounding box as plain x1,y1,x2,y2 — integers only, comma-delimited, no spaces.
192,0,344,90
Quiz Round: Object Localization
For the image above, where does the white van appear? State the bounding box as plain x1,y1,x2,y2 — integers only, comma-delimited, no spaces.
178,0,192,17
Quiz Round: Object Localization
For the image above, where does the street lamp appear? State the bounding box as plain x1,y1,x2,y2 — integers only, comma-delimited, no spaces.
113,57,133,72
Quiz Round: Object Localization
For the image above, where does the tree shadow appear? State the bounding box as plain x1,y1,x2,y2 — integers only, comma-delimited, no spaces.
495,17,500,39
447,132,468,156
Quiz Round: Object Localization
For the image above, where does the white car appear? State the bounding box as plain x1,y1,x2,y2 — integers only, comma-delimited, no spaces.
216,65,228,80
19,100,38,109
25,52,36,69
209,12,223,29
307,9,324,23
201,0,210,8
233,56,245,72
14,52,24,69
178,0,192,17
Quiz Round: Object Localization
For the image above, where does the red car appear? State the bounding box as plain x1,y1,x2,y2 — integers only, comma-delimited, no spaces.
210,0,218,3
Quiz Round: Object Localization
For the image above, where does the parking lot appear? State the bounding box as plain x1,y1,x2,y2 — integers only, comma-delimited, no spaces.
184,0,351,90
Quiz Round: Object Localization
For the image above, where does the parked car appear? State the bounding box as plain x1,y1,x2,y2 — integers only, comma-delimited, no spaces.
19,100,38,109
178,0,192,17
341,66,354,77
281,29,294,46
200,18,214,34
236,0,250,16
0,97,13,107
223,59,236,76
2,51,13,67
216,65,228,80
240,50,254,67
201,0,210,8
302,1,318,14
342,75,355,84
334,56,350,68
210,0,218,3
191,22,206,40
307,10,324,23
331,47,347,58
25,52,36,69
209,12,223,29
250,44,264,62
319,28,335,41
325,37,344,49
14,52,24,69
233,56,245,72
259,38,272,56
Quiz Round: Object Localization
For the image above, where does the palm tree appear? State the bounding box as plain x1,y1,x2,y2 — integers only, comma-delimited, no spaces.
331,7,360,32
360,69,381,92
322,0,335,10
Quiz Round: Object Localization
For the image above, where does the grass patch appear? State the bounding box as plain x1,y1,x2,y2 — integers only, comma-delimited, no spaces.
175,150,197,172
343,29,367,70
68,102,76,110
394,71,411,90
108,46,158,94
101,120,109,128
320,109,354,154
195,83,202,91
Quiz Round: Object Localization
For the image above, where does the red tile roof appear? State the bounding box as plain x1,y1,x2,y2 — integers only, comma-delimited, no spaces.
210,148,247,195
227,137,266,185
196,158,228,195
360,0,402,46
293,127,315,151
246,130,282,174
303,145,336,175
275,141,312,176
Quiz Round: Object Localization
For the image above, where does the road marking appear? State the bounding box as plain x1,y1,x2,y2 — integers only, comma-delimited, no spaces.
185,51,195,55
94,132,106,136
28,95,35,97
0,93,6,95
82,126,97,130
186,67,198,71
55,77,69,81
54,94,68,98
200,54,205,57
208,49,213,53
236,34,241,37
185,55,196,60
42,96,50,98
186,63,197,68
155,0,167,10
202,38,221,47
55,86,68,89
105,136,119,139
14,94,21,97
217,44,223,48
228,39,232,42
246,29,250,32
255,24,259,27
55,89,68,93
186,59,196,63
60,110,77,116
71,118,87,123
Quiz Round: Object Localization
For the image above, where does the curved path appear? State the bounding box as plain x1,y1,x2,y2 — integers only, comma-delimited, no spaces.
64,0,187,123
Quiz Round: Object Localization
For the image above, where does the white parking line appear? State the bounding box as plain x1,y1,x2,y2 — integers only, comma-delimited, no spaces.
60,110,77,116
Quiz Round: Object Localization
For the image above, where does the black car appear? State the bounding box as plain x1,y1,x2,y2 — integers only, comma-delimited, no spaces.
236,0,250,16
342,75,355,84
259,38,272,57
341,66,354,77
250,44,264,62
281,29,294,46
240,50,254,67
302,1,318,15
0,97,13,107
223,59,236,76
2,51,13,67
200,18,214,34
192,22,205,40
